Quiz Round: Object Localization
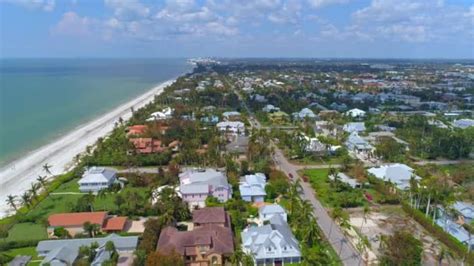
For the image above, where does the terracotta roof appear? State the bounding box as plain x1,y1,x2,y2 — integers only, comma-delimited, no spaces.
157,225,234,256
102,217,128,231
129,138,165,154
192,207,227,225
127,125,148,136
48,212,107,227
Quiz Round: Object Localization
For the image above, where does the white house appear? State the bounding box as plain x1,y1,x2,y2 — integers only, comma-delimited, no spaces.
262,104,280,113
78,167,117,193
216,121,245,136
292,108,317,120
242,205,301,266
179,169,232,208
367,163,421,190
239,173,267,203
147,107,174,121
452,119,474,129
345,108,366,118
258,204,287,224
329,172,361,188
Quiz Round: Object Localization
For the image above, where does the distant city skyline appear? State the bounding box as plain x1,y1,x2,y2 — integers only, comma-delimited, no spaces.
1,0,473,59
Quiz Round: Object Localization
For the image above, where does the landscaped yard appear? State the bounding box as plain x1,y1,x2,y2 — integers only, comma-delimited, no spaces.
4,223,47,242
53,178,80,193
93,186,151,212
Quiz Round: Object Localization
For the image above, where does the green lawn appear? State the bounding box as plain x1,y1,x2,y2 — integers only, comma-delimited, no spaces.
2,246,41,260
25,194,82,221
302,168,368,208
94,186,151,212
53,178,80,193
4,223,47,242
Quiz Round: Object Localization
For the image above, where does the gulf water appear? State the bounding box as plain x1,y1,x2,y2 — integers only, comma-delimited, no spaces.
0,58,192,166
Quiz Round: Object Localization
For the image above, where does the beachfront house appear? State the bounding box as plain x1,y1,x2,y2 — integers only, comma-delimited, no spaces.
242,205,301,265
37,234,138,266
367,163,421,190
78,167,117,193
239,173,267,203
147,107,174,121
47,211,129,237
179,169,232,208
157,208,234,265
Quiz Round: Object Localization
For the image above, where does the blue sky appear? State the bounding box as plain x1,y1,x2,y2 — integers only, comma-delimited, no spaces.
1,0,473,58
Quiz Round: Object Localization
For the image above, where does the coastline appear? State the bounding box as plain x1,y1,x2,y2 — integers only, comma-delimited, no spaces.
0,79,176,218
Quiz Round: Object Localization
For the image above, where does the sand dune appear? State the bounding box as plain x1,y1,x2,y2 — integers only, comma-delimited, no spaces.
0,79,175,217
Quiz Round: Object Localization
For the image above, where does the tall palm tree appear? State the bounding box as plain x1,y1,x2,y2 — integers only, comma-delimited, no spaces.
29,183,41,200
37,175,47,188
42,163,53,175
288,179,301,216
6,195,17,211
303,217,320,246
20,192,31,207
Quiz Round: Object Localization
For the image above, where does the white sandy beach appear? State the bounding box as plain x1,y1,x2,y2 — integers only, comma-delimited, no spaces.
0,79,175,218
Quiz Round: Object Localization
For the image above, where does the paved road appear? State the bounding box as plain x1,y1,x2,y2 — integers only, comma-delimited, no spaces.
243,97,362,265
273,146,362,266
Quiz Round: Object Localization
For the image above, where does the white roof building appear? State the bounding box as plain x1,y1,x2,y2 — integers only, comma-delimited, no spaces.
345,108,366,118
367,163,421,190
216,121,245,136
239,173,267,203
78,167,117,193
452,119,474,129
343,122,366,133
147,107,174,121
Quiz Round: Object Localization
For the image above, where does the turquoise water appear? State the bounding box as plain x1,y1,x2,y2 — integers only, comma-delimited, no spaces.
0,58,192,166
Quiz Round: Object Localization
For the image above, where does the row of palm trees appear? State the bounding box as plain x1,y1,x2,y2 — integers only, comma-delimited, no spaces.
5,163,52,212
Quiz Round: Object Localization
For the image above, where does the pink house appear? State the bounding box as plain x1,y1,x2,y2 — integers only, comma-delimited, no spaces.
179,169,232,208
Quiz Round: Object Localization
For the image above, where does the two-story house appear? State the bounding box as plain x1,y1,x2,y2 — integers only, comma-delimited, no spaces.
78,167,117,193
179,169,232,208
239,173,267,203
242,205,301,266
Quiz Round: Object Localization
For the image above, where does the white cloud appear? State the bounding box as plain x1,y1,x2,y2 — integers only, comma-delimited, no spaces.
51,12,95,36
307,0,349,9
104,0,150,20
2,0,55,11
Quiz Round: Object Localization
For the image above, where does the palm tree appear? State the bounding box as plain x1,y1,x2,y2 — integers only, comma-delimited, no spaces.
288,179,301,216
29,183,40,200
20,192,31,207
37,175,47,188
299,199,313,221
303,217,320,246
6,195,17,211
42,163,53,175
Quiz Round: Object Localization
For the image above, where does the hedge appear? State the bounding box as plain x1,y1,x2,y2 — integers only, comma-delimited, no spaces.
0,240,42,252
402,202,474,263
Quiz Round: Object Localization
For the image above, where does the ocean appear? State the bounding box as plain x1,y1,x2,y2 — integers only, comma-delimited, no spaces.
0,58,192,166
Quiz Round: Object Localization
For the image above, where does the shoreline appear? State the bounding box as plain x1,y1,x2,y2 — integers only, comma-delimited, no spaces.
0,78,176,218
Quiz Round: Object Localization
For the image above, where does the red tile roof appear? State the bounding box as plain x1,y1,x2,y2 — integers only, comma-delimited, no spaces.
129,138,165,154
127,125,148,136
48,212,107,227
102,217,128,231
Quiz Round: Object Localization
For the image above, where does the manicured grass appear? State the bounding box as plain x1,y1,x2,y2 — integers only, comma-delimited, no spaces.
5,223,47,242
25,194,82,221
94,186,151,212
53,178,80,193
2,246,41,260
302,168,332,207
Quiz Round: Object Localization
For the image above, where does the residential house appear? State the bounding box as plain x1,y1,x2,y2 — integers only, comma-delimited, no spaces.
452,118,474,129
129,138,179,154
367,163,421,190
37,234,138,266
222,111,241,121
78,167,117,193
262,104,280,113
345,108,366,118
239,173,267,203
147,107,174,121
268,111,289,124
216,121,245,136
452,201,474,223
292,108,317,120
242,205,301,266
259,204,287,224
157,208,234,266
345,132,374,154
47,211,129,237
192,207,230,228
179,169,232,208
343,122,366,133
436,209,474,251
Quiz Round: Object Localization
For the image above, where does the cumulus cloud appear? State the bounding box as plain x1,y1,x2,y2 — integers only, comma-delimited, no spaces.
2,0,55,11
307,0,349,9
104,0,150,20
51,12,95,36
